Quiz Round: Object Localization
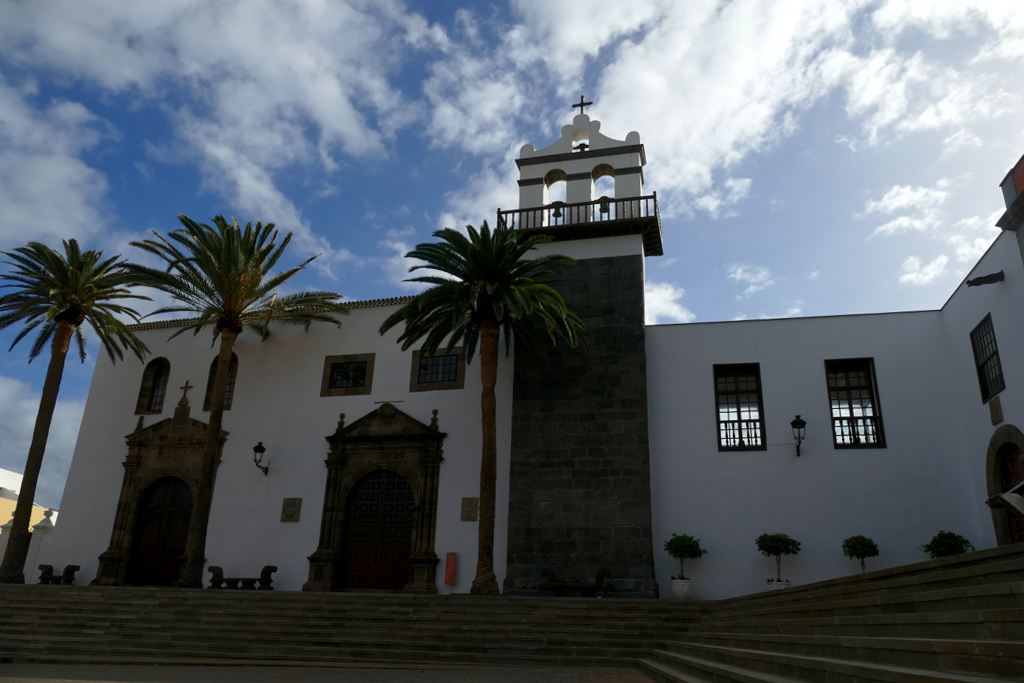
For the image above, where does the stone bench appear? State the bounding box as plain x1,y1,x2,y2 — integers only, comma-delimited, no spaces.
540,568,612,598
208,565,276,590
37,564,80,585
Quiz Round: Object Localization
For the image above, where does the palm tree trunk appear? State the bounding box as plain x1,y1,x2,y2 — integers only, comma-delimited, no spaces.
470,320,500,595
0,320,73,584
776,555,782,582
177,329,236,589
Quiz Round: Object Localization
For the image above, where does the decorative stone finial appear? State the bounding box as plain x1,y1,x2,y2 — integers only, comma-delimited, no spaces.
43,509,53,519
336,413,346,433
430,409,439,430
136,415,145,432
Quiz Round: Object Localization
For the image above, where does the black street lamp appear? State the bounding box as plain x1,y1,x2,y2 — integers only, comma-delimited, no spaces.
253,442,269,476
790,415,806,457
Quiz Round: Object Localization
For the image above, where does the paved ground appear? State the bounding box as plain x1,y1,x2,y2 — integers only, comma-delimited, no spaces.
0,663,656,683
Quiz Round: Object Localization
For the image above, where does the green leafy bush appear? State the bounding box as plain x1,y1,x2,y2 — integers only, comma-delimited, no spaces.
756,533,801,582
919,531,975,559
664,534,707,580
842,535,879,573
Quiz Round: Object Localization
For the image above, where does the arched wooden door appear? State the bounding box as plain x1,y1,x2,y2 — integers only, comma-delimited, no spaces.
338,469,415,589
999,443,1024,543
126,477,193,586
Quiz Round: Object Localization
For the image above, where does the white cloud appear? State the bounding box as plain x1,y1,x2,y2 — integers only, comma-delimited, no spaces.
727,263,774,298
0,80,111,248
437,146,521,232
785,301,804,317
694,177,752,218
0,1,445,265
899,255,949,286
0,375,85,509
863,183,949,237
807,270,821,280
644,281,695,324
941,129,983,158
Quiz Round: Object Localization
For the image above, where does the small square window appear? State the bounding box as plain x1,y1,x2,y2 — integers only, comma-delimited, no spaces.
418,355,458,384
330,361,368,389
410,347,465,392
320,353,374,397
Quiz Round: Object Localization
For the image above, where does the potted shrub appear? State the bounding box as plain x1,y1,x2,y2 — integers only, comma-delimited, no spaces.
664,533,707,599
756,533,801,589
842,535,879,574
919,531,975,559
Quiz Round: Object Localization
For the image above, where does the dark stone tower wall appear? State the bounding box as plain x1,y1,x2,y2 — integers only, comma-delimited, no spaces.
505,253,657,597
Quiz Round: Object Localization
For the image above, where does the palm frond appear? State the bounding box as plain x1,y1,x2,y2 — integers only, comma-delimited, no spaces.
0,239,151,364
379,220,586,362
128,214,348,342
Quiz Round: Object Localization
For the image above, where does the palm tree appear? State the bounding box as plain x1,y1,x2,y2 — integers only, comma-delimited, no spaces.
0,240,150,583
380,222,584,594
129,214,349,588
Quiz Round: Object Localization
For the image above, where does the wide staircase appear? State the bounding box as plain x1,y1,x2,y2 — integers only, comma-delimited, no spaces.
642,543,1024,683
1,543,1022,681
0,586,704,667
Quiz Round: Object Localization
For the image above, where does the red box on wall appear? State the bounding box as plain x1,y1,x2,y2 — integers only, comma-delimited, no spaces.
444,552,457,585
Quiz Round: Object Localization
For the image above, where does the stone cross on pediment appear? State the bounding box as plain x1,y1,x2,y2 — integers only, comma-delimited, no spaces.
178,380,193,407
572,95,593,116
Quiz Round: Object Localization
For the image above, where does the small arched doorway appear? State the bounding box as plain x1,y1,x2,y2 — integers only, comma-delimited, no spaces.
126,477,193,586
997,442,1024,543
337,469,416,590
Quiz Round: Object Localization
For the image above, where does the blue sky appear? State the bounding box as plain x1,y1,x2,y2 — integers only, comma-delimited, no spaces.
1,0,1022,507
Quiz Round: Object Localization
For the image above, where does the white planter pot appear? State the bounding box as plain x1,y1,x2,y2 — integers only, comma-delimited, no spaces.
671,579,693,599
767,580,790,591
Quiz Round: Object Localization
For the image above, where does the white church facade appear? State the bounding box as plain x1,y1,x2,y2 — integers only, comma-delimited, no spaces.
38,111,1024,600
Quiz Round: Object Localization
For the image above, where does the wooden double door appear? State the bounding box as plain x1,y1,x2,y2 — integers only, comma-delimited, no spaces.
126,477,193,586
337,469,416,590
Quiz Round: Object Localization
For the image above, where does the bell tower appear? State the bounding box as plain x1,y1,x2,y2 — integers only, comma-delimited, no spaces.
501,99,661,598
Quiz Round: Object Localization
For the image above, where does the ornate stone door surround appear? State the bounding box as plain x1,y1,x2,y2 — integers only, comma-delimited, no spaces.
304,403,445,593
92,398,228,586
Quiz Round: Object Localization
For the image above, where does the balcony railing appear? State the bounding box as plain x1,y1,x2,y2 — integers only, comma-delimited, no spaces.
496,193,659,231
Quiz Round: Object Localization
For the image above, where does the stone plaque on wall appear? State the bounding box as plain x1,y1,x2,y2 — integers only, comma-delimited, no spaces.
461,497,479,521
990,396,1004,425
281,498,302,523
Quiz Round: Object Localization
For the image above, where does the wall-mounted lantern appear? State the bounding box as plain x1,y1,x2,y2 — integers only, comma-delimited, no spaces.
790,415,806,457
253,442,269,476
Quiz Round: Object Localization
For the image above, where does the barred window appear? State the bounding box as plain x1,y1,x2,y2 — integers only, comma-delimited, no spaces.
409,347,465,392
971,314,1005,403
135,357,170,415
203,353,239,411
826,358,885,448
418,354,458,384
714,364,766,450
329,361,368,389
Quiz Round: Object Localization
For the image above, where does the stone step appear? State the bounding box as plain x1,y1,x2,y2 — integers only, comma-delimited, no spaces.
701,582,1024,626
699,609,1024,641
0,624,668,652
676,632,1024,679
712,547,1024,616
654,643,1019,683
639,655,799,683
0,637,641,668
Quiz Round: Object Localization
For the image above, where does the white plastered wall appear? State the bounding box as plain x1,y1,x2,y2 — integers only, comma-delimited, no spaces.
646,230,1024,599
41,303,514,593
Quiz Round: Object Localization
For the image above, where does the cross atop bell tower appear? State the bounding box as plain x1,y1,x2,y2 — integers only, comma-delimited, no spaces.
496,105,662,257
